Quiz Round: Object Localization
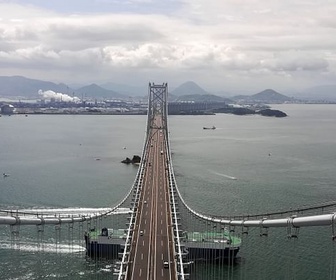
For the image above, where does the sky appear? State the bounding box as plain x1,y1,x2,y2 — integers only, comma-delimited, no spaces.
0,0,336,94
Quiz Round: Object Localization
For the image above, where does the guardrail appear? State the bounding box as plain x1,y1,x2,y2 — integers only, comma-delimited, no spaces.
117,161,146,279
117,94,151,279
166,118,186,280
169,162,336,233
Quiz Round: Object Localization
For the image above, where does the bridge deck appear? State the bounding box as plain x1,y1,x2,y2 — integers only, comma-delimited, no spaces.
127,115,176,280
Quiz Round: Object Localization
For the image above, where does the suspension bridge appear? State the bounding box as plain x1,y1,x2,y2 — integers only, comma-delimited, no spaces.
1,83,336,279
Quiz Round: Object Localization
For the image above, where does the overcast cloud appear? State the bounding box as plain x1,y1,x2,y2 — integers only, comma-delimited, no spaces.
0,0,335,93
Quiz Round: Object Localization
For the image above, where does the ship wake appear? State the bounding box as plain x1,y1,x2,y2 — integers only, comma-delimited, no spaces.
209,170,237,180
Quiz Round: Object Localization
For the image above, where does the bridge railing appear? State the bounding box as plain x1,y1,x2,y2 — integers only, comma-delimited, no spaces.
165,122,336,236
0,163,143,226
165,119,187,280
168,164,336,233
0,93,151,229
117,94,152,279
117,164,145,279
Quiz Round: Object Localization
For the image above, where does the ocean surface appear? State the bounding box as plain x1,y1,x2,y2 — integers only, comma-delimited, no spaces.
1,104,336,279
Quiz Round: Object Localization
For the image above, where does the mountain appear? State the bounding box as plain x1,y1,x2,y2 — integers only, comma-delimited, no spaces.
251,89,292,102
170,81,208,96
174,94,232,103
169,81,232,102
0,76,70,98
233,89,292,103
76,84,124,99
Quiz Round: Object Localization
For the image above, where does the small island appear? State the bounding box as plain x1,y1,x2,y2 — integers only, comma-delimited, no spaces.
258,109,287,117
121,155,141,165
213,107,287,117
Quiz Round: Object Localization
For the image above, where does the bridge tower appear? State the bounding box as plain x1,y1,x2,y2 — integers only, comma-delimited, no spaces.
147,83,168,138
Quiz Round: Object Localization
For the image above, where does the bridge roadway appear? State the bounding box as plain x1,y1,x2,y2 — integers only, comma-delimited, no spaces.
127,115,176,280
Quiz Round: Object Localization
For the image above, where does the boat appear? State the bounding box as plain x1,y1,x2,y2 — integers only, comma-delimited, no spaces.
3,173,10,177
85,227,126,259
181,230,241,262
203,126,216,130
85,227,241,262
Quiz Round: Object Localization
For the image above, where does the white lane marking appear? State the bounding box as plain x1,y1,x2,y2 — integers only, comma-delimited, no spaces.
141,253,144,260
139,268,142,277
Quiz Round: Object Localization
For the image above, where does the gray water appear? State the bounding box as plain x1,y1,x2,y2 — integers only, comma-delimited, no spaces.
1,104,336,279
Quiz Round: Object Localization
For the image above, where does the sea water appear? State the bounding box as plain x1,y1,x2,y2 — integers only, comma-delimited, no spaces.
0,104,336,279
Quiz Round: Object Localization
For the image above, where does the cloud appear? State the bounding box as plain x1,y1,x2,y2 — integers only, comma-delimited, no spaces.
0,0,336,92
261,51,329,72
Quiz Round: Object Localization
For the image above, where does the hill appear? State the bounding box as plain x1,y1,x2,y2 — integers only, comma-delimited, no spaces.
233,89,292,103
252,89,292,102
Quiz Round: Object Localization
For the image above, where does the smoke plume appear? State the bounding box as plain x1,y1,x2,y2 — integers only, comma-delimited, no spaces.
38,89,80,103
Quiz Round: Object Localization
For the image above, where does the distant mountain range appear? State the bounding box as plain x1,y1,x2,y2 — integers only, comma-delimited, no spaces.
1,75,335,102
0,76,125,100
0,76,70,98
